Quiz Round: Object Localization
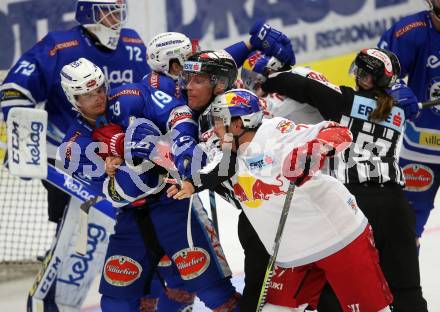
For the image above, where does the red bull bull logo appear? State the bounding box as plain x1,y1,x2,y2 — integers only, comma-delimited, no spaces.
244,51,263,70
227,92,250,107
233,174,286,208
276,120,294,133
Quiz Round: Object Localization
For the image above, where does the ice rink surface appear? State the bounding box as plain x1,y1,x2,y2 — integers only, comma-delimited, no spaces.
1,190,439,311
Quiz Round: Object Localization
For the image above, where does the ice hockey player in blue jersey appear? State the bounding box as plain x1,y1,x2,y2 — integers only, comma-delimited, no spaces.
0,0,149,225
65,54,242,311
58,58,181,312
0,1,150,311
378,0,440,249
90,23,295,311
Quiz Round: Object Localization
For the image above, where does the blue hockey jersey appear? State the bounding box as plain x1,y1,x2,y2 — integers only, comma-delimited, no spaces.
60,115,164,208
1,25,149,147
108,72,200,178
379,11,440,162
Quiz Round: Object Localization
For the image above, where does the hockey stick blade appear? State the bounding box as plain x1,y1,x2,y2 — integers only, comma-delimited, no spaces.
256,182,296,311
75,196,102,255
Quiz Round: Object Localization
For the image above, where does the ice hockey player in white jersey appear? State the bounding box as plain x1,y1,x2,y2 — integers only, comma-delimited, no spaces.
169,89,394,312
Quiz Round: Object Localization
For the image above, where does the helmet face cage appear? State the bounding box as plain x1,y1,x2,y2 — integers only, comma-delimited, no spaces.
147,32,193,78
427,0,440,18
92,2,127,30
181,50,238,90
241,67,267,93
350,48,400,89
76,1,127,29
76,0,127,50
241,51,284,93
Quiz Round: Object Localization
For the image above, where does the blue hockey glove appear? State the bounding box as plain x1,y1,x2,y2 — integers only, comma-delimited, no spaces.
249,20,296,65
387,83,420,121
125,118,161,160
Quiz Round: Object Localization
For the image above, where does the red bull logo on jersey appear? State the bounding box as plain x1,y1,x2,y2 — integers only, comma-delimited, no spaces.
173,247,210,280
233,174,286,208
276,120,294,133
403,164,434,192
103,255,142,286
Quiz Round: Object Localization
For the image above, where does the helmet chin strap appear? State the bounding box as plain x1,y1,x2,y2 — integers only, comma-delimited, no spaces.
225,124,247,151
429,1,440,21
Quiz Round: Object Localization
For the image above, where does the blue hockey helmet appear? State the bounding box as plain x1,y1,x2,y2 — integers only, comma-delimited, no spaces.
241,51,283,93
210,89,264,129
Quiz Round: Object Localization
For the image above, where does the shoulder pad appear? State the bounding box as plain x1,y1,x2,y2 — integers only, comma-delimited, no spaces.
290,67,341,93
120,28,145,45
44,28,82,57
167,105,197,131
143,72,182,98
393,11,429,38
108,84,143,101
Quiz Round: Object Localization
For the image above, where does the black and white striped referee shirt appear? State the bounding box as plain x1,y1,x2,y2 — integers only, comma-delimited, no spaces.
262,72,405,186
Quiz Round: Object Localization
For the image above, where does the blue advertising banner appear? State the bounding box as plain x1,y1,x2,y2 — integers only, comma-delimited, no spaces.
0,0,425,70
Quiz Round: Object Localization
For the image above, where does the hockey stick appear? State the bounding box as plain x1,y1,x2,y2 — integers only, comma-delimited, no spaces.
256,182,296,311
209,190,219,238
418,98,440,109
75,195,102,255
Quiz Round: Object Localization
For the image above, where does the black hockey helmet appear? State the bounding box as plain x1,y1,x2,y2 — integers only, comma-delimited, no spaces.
181,50,238,90
350,48,401,89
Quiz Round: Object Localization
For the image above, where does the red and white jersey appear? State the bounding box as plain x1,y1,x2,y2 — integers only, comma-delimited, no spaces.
231,117,367,267
262,93,324,124
260,66,336,124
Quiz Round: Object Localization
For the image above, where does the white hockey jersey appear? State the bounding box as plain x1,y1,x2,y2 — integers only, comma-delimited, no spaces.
262,93,324,124
231,117,367,267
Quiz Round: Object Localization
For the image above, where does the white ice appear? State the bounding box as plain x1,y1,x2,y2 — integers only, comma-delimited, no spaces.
1,191,439,311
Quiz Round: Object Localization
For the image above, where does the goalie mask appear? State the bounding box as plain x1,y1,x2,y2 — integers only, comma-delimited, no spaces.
349,48,400,89
60,57,107,113
147,32,195,80
76,0,127,50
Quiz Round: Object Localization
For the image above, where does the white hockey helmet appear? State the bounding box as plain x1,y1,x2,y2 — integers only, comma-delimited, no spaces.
147,32,193,79
75,0,127,50
60,58,106,112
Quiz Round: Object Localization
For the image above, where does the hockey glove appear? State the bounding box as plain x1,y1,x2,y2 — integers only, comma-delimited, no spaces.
249,20,296,65
316,122,353,156
172,135,205,181
92,123,125,158
282,139,329,186
387,82,420,121
125,119,161,161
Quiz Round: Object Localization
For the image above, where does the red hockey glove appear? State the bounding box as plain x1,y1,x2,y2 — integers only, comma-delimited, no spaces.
316,122,352,156
282,139,329,186
92,123,125,158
